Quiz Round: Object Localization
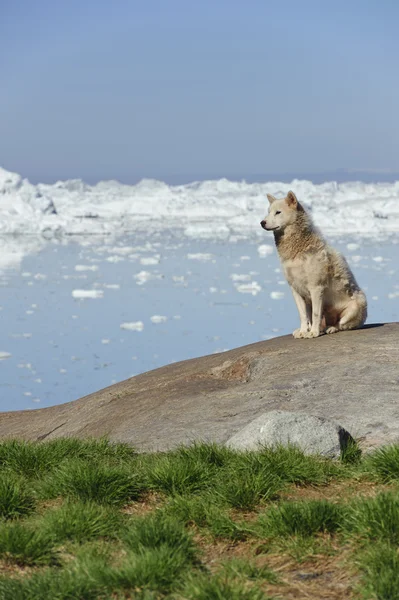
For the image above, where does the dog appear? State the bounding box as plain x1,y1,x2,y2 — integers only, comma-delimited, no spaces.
260,191,367,338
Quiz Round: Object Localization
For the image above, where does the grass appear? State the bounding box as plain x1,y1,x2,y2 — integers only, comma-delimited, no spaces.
40,500,123,543
358,543,399,600
40,458,146,505
179,573,268,599
121,513,198,561
0,473,36,519
258,499,344,537
2,437,399,599
365,443,399,481
343,492,399,545
0,521,58,566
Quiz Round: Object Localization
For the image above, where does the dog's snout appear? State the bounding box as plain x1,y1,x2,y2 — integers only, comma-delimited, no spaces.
260,220,266,229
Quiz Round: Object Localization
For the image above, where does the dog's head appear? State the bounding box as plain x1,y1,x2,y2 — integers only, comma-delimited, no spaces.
260,191,302,232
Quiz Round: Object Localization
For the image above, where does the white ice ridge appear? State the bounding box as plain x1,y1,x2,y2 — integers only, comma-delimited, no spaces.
1,166,399,241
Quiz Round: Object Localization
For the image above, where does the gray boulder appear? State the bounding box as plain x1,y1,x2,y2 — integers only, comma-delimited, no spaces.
226,410,352,458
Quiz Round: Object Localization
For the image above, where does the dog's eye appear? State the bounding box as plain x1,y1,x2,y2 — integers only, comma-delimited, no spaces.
275,211,281,215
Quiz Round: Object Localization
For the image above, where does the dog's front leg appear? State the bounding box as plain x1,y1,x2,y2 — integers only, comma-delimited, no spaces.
291,288,310,338
304,287,324,338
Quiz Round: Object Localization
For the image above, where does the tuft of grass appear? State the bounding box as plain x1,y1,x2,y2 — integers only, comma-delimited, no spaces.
365,444,399,481
40,459,146,505
216,469,282,510
258,499,343,538
0,521,58,566
121,513,198,561
165,494,215,527
45,436,136,463
98,547,193,594
358,543,399,600
0,438,136,481
146,454,214,496
0,473,35,520
343,492,399,545
179,573,267,600
221,557,279,584
250,444,339,486
0,566,104,600
41,500,123,543
0,440,60,478
340,437,362,465
173,442,239,468
164,494,253,540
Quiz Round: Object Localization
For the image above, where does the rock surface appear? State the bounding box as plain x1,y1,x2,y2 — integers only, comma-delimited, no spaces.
226,410,352,458
0,323,398,452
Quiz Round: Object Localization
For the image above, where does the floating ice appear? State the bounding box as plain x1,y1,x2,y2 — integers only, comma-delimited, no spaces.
230,274,252,282
187,253,214,261
0,352,11,360
120,321,144,331
270,291,285,300
257,244,274,257
140,256,160,265
235,282,262,295
0,166,399,244
150,315,167,324
72,290,104,299
75,265,99,272
134,270,162,285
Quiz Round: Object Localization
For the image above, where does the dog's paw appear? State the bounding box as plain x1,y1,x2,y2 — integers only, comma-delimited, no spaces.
326,326,339,335
293,328,308,339
303,330,321,338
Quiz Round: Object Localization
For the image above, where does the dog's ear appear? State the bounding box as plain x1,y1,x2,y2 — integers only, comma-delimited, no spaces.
286,191,298,208
267,194,277,204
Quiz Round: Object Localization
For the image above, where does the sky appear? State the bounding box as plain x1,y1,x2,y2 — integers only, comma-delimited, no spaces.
1,0,399,184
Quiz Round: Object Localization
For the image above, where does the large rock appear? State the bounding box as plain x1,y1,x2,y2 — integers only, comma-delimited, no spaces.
226,410,352,458
0,323,398,452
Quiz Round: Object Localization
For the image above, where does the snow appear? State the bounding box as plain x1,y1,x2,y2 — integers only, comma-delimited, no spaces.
1,167,398,246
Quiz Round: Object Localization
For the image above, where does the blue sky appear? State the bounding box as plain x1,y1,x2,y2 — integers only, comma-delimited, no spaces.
1,0,398,183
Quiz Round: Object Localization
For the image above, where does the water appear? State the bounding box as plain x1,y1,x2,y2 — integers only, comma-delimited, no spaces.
0,235,397,412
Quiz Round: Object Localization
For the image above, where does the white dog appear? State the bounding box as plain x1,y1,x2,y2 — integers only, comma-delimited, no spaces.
260,191,367,338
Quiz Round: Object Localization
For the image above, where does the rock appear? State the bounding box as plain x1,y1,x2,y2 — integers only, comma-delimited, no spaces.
226,410,352,458
0,323,398,453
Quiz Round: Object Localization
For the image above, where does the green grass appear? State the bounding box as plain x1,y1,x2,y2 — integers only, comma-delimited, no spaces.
179,573,268,599
40,500,123,543
216,469,282,510
0,473,36,519
41,458,146,505
0,438,136,479
221,558,279,584
2,438,399,600
343,492,399,545
258,499,344,537
164,494,253,540
364,444,399,482
357,543,399,600
145,453,215,496
121,512,198,561
0,521,58,566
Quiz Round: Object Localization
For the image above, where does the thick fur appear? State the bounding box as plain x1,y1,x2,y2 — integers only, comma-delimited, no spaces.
260,191,367,338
